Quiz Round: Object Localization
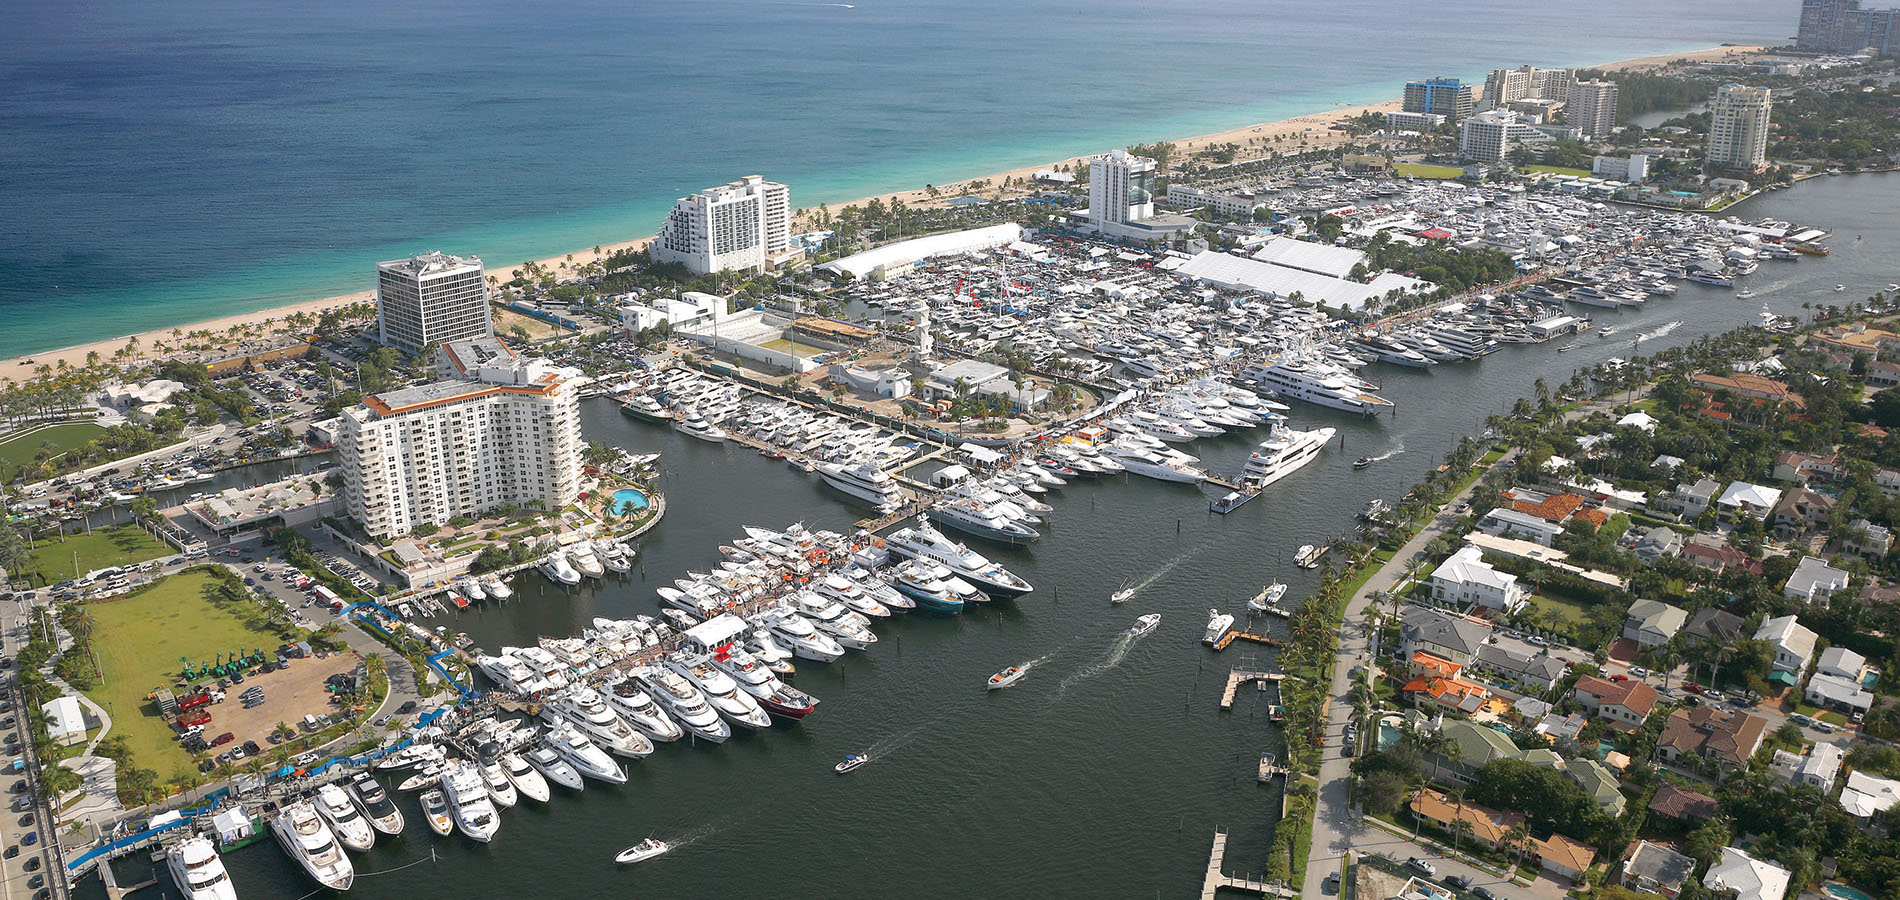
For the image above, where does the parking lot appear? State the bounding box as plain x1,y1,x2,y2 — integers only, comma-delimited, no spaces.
188,652,361,768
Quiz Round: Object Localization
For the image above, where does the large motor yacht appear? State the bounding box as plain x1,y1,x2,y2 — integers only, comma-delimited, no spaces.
674,406,728,443
269,800,355,891
540,687,655,758
817,460,905,508
314,782,375,852
752,607,849,660
631,666,733,742
164,835,237,900
601,676,688,742
440,763,502,842
524,746,585,791
882,521,1033,598
1240,359,1392,417
500,752,551,803
926,499,1040,545
1241,424,1337,487
347,773,405,836
666,653,774,729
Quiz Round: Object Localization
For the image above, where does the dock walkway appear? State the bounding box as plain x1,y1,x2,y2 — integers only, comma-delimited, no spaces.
1211,631,1284,652
1200,829,1297,900
1219,669,1286,709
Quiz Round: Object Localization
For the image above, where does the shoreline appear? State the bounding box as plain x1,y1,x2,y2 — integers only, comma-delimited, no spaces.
0,44,1760,382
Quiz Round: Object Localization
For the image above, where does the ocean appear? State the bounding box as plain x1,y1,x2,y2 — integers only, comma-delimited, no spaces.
0,0,1789,359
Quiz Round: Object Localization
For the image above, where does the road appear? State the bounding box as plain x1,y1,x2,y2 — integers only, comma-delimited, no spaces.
1,596,66,900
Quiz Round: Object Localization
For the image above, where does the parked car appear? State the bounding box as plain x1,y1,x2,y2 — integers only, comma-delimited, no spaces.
1446,875,1472,890
210,732,235,747
1473,887,1498,900
1406,857,1436,876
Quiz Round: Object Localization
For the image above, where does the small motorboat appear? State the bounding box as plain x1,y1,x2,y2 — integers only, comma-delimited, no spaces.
1352,457,1372,469
1294,544,1315,564
420,789,453,836
835,753,868,774
1836,283,1847,292
1109,586,1134,604
986,665,1026,691
615,837,671,865
790,458,817,473
1248,582,1288,614
759,448,786,459
1268,704,1287,723
1128,613,1161,637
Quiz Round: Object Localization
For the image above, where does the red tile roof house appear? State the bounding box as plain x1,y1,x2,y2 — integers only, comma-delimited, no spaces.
1573,674,1660,731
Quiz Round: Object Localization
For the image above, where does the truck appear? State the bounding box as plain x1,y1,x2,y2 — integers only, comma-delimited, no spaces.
178,691,214,711
311,585,342,609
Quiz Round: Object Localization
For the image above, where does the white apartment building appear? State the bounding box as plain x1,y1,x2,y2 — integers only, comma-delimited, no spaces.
376,252,492,355
1164,184,1261,218
1707,84,1773,171
1567,80,1619,138
339,338,582,539
1385,111,1447,131
1078,149,1194,242
1429,546,1527,613
1460,109,1551,163
1592,153,1652,183
1483,66,1575,108
652,175,791,275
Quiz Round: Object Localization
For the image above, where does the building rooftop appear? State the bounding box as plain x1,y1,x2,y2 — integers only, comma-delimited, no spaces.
378,250,481,277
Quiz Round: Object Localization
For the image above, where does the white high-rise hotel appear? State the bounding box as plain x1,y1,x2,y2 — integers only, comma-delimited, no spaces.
338,338,582,539
1567,80,1619,139
375,251,492,355
1088,148,1156,228
652,175,791,275
1707,84,1773,172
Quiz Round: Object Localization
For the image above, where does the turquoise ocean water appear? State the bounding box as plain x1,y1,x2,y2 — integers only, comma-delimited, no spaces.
0,0,1788,358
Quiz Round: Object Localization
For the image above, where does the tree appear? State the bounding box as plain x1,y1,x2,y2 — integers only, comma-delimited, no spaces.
38,763,80,799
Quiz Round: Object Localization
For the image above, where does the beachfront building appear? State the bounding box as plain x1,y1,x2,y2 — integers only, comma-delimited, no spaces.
1707,84,1773,172
1482,66,1574,110
1076,150,1195,243
1403,77,1475,122
375,252,492,355
338,339,582,539
1460,109,1551,164
1798,0,1900,57
652,175,791,275
1567,80,1619,138
1385,111,1447,131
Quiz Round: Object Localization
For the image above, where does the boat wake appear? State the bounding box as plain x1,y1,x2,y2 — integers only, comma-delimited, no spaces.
1599,326,1620,336
661,821,724,852
1365,440,1404,463
863,723,928,760
1055,628,1152,697
1637,320,1683,342
1115,546,1201,602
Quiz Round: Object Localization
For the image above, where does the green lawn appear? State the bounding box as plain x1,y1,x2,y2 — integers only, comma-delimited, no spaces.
1525,592,1592,630
0,422,107,481
80,569,290,782
23,525,171,585
1525,165,1593,177
1394,163,1465,179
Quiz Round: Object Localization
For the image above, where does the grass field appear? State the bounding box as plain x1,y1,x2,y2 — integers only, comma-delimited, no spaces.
1525,592,1593,631
81,569,291,781
0,422,107,481
1525,165,1593,177
23,525,171,584
1393,163,1464,179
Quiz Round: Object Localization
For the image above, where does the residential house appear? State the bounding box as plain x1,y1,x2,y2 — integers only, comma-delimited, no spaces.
1689,372,1804,407
1648,783,1720,825
1621,840,1698,898
1879,466,1900,498
1840,770,1900,821
1704,847,1791,900
1533,834,1598,882
1408,790,1523,848
1868,359,1900,388
1653,454,1686,474
1755,615,1818,673
1623,599,1688,648
1818,646,1869,681
1565,758,1627,816
1716,481,1783,519
1770,488,1835,538
1626,526,1685,564
1618,411,1659,432
1682,607,1747,645
1404,665,1492,714
1845,518,1894,559
1477,507,1567,546
1783,555,1851,607
1428,719,1522,784
1773,450,1842,484
1476,639,1568,693
1772,741,1844,791
1401,606,1493,666
1430,546,1528,614
1682,542,1763,576
1806,672,1874,715
1656,705,1769,770
1655,478,1719,520
1537,711,1589,744
1572,675,1660,731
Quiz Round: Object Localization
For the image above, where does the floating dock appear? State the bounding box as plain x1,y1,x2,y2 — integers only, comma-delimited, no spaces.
1219,669,1286,710
1257,752,1290,782
1198,829,1297,900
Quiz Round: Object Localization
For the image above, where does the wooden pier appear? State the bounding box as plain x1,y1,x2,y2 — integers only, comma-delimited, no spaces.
1199,829,1297,900
1211,631,1284,652
1257,753,1290,782
1219,669,1286,709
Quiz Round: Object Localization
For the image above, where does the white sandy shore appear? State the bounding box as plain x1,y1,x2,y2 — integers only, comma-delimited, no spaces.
1,44,1761,383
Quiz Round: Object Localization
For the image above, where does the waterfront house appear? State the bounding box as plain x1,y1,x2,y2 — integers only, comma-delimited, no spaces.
1704,847,1791,900
1782,555,1850,607
1755,614,1818,673
1621,841,1697,898
1656,705,1768,771
1401,606,1492,666
1648,783,1720,825
1477,507,1566,545
1622,599,1687,648
1429,546,1527,614
1688,372,1804,407
1572,675,1659,731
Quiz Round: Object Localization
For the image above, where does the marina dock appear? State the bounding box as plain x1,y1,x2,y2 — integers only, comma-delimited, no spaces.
1257,753,1290,782
1210,631,1283,652
1199,829,1297,900
1219,669,1285,709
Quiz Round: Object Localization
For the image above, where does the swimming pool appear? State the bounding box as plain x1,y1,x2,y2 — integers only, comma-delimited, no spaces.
610,488,650,516
1826,883,1877,900
1378,716,1402,751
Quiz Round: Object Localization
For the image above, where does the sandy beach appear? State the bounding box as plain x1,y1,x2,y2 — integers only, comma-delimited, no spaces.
1,44,1760,382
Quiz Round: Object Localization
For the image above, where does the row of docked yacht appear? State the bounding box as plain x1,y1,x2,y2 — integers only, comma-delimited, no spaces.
627,367,926,469
534,537,637,586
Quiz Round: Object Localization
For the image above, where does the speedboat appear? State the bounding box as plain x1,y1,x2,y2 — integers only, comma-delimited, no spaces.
480,761,518,808
1129,614,1161,637
164,835,237,900
667,653,773,729
1204,608,1235,644
462,579,486,602
440,763,502,842
883,520,1033,599
1247,582,1289,615
500,752,551,803
835,753,869,774
602,676,688,742
1353,457,1372,469
396,759,450,792
567,544,606,579
538,553,582,586
270,800,355,891
420,789,454,836
347,773,405,836
616,837,672,865
633,666,733,742
754,608,848,661
315,782,375,852
525,746,585,791
986,665,1027,691
546,725,628,784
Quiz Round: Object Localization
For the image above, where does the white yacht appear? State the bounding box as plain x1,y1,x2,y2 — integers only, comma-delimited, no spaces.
500,752,551,803
525,746,585,791
602,676,688,742
545,725,628,784
1242,360,1392,416
632,666,733,742
883,521,1033,598
485,575,514,600
1102,443,1203,484
926,498,1040,545
347,773,405,836
788,591,878,650
707,644,821,719
753,608,848,661
541,687,654,758
314,782,375,852
420,789,454,836
1241,424,1336,487
1204,608,1236,644
270,800,355,891
481,761,519,808
164,835,237,900
674,406,728,442
817,460,905,508
667,653,774,729
538,553,581,586
566,544,606,579
812,571,893,618
440,763,502,842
